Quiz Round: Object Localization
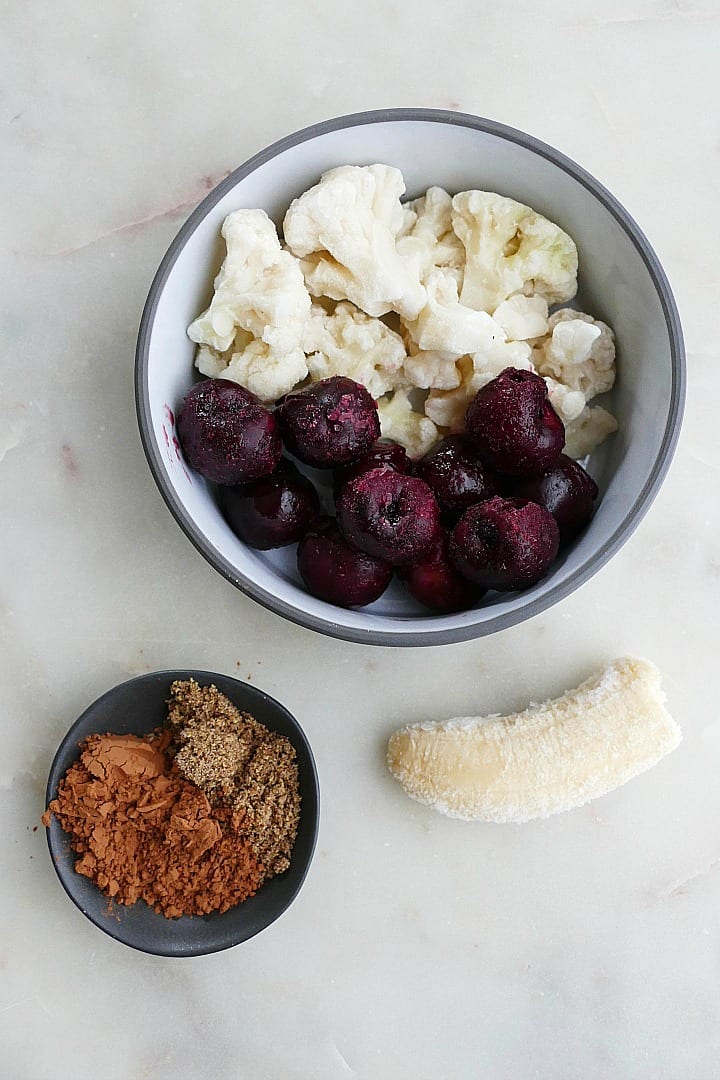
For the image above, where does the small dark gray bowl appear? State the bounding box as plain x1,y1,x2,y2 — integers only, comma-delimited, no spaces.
45,670,319,957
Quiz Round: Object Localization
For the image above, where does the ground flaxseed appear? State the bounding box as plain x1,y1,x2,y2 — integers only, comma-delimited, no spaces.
166,679,300,877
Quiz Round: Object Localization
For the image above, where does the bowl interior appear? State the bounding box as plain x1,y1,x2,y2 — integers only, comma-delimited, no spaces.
138,112,682,644
45,671,319,956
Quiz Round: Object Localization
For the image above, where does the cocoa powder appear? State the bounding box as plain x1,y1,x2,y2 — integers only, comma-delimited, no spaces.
42,729,263,917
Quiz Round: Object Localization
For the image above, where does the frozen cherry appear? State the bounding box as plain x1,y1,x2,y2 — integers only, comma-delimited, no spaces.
337,467,441,566
276,376,380,468
511,454,599,545
333,440,410,496
297,517,392,608
177,378,281,485
465,368,564,475
398,530,486,613
413,435,499,518
450,496,560,590
219,460,320,550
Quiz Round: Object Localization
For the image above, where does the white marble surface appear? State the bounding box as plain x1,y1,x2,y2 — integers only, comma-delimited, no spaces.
2,1,719,1077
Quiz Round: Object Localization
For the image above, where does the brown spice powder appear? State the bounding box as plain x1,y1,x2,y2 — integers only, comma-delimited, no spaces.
166,680,300,877
42,730,263,917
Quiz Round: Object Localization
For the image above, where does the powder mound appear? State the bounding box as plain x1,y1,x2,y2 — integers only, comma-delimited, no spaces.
166,680,300,877
42,730,263,917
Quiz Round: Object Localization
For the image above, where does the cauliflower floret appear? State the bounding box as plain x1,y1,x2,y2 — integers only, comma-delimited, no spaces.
195,328,253,378
533,309,616,399
424,357,478,432
188,208,311,354
451,191,578,313
492,295,549,341
399,316,460,390
403,344,461,390
563,405,618,459
377,388,441,459
543,376,587,426
195,343,230,379
396,187,465,284
403,270,533,370
187,209,311,400
283,165,426,320
303,301,406,399
196,336,309,404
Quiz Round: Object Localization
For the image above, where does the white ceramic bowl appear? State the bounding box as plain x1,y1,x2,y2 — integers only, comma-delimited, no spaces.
135,109,685,646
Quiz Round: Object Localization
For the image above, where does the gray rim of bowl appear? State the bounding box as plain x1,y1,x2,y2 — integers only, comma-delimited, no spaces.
45,670,320,956
135,107,686,648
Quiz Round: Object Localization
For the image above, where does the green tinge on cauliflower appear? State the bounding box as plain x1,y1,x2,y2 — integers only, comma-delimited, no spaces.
533,308,616,399
283,164,426,321
451,191,578,314
302,301,406,400
396,186,465,285
377,388,442,459
187,208,311,401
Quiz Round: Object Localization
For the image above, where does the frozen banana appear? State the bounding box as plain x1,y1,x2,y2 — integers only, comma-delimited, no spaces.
386,657,680,823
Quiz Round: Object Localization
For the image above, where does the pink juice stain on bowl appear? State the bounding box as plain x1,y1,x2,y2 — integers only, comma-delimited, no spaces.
163,403,192,483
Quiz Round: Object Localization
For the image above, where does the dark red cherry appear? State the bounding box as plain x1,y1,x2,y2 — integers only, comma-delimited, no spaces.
465,368,564,475
276,376,380,468
413,435,499,518
333,440,410,496
297,517,392,607
177,378,281,485
219,460,320,549
397,530,485,613
511,454,599,545
450,496,560,590
336,467,441,566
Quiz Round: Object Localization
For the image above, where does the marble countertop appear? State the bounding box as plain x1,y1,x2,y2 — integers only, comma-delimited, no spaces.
3,2,718,1077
